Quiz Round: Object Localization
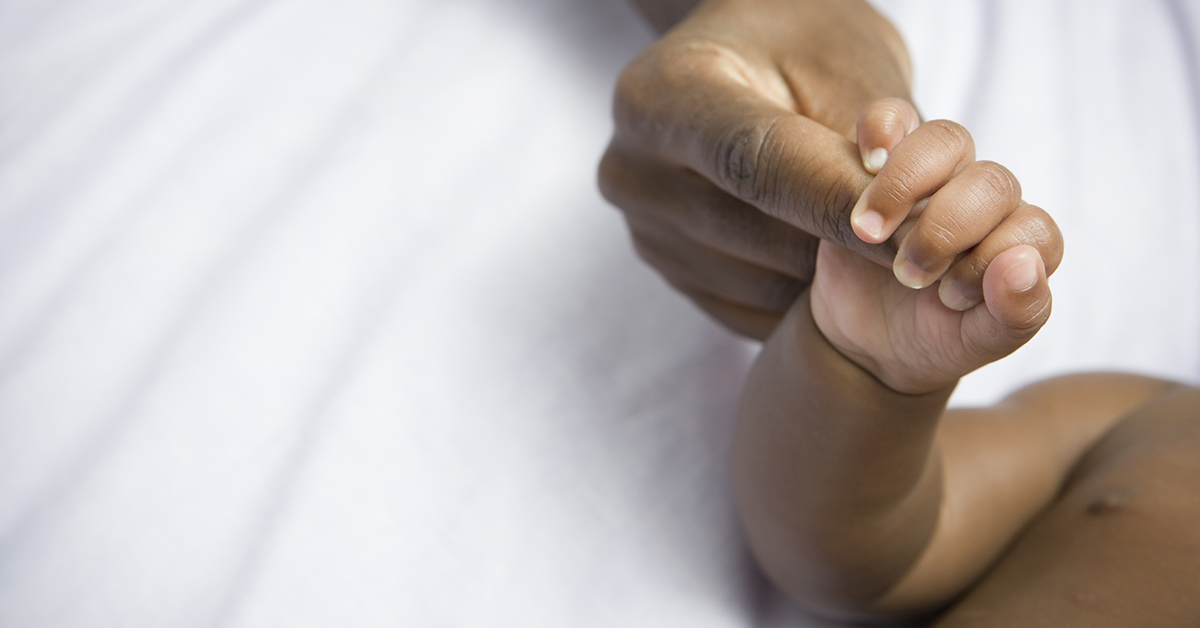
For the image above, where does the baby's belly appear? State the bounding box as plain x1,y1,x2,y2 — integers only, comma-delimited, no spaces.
934,386,1200,627
1065,385,1200,516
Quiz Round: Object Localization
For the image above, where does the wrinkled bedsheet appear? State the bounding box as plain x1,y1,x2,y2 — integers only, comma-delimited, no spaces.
1,0,1197,626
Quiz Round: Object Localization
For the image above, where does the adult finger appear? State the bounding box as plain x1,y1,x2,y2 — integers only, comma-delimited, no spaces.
613,45,895,266
599,145,821,279
684,289,782,341
600,144,815,338
629,237,787,340
629,226,808,314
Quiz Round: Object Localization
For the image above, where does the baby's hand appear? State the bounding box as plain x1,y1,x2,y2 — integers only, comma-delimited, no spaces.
809,99,1064,394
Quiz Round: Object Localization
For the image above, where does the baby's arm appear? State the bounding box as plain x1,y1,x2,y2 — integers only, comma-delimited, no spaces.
731,101,1117,620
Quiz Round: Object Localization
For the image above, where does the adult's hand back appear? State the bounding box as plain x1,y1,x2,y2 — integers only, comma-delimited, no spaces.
600,0,914,339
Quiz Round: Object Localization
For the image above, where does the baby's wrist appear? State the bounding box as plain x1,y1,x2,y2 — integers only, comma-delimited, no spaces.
809,295,963,395
817,323,961,396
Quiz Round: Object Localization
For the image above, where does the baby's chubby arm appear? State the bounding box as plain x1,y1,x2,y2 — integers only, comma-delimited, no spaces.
733,101,1065,619
816,99,1061,394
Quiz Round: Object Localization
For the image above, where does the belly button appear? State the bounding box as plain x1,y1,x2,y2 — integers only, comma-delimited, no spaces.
1085,491,1133,516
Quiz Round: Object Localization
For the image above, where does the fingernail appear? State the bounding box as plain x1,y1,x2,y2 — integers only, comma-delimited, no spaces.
939,280,975,311
853,209,885,242
1003,254,1039,291
894,257,932,289
863,147,888,174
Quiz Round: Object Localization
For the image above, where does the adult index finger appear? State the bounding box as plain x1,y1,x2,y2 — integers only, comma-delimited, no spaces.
612,42,897,267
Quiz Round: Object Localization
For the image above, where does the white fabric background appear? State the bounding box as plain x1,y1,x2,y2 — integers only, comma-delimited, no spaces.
0,0,1197,626
884,0,1200,405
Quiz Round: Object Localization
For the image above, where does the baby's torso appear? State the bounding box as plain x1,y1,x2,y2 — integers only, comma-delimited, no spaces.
934,385,1200,626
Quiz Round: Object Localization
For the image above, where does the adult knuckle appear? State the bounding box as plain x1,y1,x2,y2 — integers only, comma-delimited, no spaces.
711,115,786,205
612,48,672,137
656,41,709,78
813,165,861,246
614,41,711,136
611,66,646,131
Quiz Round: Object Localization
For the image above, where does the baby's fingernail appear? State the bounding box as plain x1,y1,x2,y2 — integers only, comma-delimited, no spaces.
894,257,933,289
853,209,885,242
1003,253,1039,291
863,147,888,174
938,280,975,311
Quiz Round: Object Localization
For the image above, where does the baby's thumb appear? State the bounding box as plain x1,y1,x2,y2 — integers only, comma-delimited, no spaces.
967,245,1052,358
855,97,921,174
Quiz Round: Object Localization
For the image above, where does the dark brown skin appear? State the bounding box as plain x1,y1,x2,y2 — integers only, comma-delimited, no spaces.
740,303,1200,625
601,0,915,339
604,0,1059,338
931,386,1200,627
625,0,699,32
731,100,1200,625
609,3,1200,624
603,0,948,339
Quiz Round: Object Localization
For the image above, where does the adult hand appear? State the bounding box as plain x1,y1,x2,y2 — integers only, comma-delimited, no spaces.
599,0,914,339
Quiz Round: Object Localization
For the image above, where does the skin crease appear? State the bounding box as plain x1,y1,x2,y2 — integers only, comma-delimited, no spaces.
602,0,985,339
602,0,916,339
608,2,1200,625
737,105,1200,625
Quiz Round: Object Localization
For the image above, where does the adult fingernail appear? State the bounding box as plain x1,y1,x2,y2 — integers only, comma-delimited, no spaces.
1003,253,1039,291
863,147,888,174
894,257,932,289
939,280,975,311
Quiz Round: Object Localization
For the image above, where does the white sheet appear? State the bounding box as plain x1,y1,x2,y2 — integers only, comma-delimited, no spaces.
0,0,1196,626
883,0,1200,405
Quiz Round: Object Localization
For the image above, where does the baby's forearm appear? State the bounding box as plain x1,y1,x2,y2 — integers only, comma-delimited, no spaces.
733,291,953,618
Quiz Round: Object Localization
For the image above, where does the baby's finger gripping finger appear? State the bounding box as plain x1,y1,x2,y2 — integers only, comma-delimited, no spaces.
893,160,1023,290
938,203,1062,311
976,245,1052,345
855,97,921,174
850,119,975,245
